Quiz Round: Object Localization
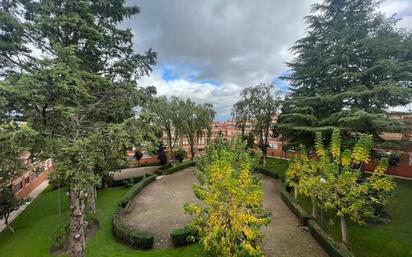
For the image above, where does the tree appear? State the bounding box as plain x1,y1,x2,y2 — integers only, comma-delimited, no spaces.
0,125,36,233
279,0,412,147
134,149,143,165
157,141,168,165
185,138,270,257
286,129,395,245
232,83,281,166
0,187,24,233
149,96,180,164
3,1,157,256
174,148,186,163
174,98,215,160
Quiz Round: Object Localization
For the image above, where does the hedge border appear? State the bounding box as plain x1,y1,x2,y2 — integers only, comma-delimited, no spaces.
280,186,354,257
308,220,354,257
279,186,310,226
112,175,157,249
255,166,279,179
170,227,198,247
155,161,196,176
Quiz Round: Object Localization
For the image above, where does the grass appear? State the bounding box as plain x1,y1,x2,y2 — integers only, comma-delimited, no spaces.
296,178,412,257
262,157,289,179
0,186,205,257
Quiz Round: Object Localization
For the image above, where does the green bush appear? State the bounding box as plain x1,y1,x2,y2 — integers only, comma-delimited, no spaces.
174,148,186,163
155,161,196,176
170,227,197,247
119,175,157,208
112,213,154,249
255,167,279,179
158,163,173,171
308,220,354,257
279,186,310,226
108,176,144,188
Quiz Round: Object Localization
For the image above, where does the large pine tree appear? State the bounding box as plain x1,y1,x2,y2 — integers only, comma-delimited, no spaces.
279,0,412,147
1,1,157,256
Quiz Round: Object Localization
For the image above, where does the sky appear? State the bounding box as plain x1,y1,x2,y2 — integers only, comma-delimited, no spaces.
125,0,412,120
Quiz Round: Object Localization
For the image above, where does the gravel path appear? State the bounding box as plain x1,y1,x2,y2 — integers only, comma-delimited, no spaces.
123,167,199,248
111,166,161,180
261,176,328,257
122,168,327,256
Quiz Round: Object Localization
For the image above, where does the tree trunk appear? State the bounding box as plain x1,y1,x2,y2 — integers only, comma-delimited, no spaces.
312,202,318,218
190,143,195,160
4,214,14,233
340,215,349,245
167,130,175,165
87,186,96,214
69,189,86,257
294,187,298,200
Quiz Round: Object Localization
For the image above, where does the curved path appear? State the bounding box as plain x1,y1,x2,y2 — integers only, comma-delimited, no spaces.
123,168,327,256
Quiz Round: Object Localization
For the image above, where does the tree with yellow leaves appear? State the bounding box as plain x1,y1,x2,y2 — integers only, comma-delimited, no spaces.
286,129,395,245
185,137,271,257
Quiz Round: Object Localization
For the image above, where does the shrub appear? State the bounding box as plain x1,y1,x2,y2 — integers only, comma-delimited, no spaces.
119,175,157,208
156,161,196,175
157,142,168,165
108,176,144,188
308,220,354,257
174,148,186,163
158,163,173,171
279,186,310,226
255,166,279,179
112,213,154,249
170,227,197,247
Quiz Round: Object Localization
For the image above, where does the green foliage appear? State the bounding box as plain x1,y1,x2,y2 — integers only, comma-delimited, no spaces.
174,148,186,163
157,142,168,165
112,213,154,250
307,220,354,257
185,138,270,257
119,175,157,208
0,187,25,232
286,129,396,243
279,0,412,145
170,227,197,247
172,98,215,159
156,161,196,176
232,83,281,159
279,186,310,226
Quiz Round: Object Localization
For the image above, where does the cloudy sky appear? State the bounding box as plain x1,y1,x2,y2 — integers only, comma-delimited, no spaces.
125,0,412,120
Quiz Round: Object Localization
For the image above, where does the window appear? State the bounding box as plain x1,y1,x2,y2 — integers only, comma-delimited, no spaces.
409,154,412,166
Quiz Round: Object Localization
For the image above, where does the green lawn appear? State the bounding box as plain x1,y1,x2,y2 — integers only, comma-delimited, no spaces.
0,186,204,257
263,157,289,179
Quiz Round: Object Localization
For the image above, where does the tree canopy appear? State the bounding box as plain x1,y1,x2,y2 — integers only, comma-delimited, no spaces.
279,0,412,147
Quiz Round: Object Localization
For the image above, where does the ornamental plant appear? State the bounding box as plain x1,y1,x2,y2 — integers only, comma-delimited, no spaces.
286,129,395,245
185,137,271,257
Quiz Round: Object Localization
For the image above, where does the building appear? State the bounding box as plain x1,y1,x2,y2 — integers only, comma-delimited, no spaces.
9,152,53,198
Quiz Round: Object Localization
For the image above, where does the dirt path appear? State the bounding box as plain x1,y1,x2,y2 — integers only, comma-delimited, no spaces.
111,165,161,180
261,176,328,257
122,168,327,256
123,167,199,248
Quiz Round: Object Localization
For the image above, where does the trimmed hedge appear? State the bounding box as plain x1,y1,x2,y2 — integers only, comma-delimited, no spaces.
155,161,196,175
109,176,144,188
158,163,173,171
112,214,154,249
170,227,197,247
308,220,354,257
112,174,157,249
119,175,157,208
279,186,310,226
255,166,279,179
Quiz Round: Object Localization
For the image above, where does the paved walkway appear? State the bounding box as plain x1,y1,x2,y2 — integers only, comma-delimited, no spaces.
261,176,327,257
123,168,199,248
122,168,327,256
111,166,161,180
0,180,49,233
